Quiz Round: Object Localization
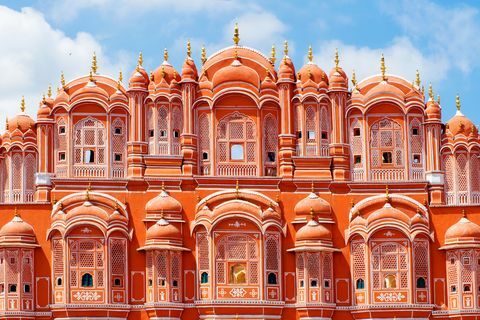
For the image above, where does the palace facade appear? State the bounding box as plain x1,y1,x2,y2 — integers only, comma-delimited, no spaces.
0,28,479,320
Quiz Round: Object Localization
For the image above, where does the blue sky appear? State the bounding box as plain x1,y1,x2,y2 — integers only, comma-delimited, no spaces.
0,0,479,126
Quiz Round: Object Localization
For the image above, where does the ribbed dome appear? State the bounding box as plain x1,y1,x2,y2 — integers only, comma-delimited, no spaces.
294,192,331,216
0,214,35,238
212,59,259,89
70,80,109,102
445,216,480,243
146,218,181,241
298,62,328,85
329,67,348,90
278,57,295,80
365,80,404,100
426,99,441,120
296,219,331,242
367,203,410,225
8,113,35,133
129,67,149,88
446,110,478,138
181,57,198,81
66,203,108,220
145,189,182,215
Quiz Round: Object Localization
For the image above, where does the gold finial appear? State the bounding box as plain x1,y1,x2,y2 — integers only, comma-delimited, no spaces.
437,94,441,104
42,93,46,103
283,40,289,58
5,117,8,130
428,83,433,100
149,71,154,81
161,181,166,191
91,52,98,74
201,45,207,65
334,48,340,70
311,181,315,193
421,85,425,94
161,66,166,78
86,183,91,200
163,48,169,62
14,207,19,218
136,52,143,71
415,69,421,87
270,45,276,65
351,199,355,208
234,49,238,60
462,209,467,218
351,70,357,87
160,209,164,219
380,53,386,80
89,70,94,82
307,45,313,63
20,96,26,112
60,71,66,89
187,39,191,58
309,207,316,220
233,22,240,46
47,85,52,98
456,94,461,111
117,70,123,89
385,184,390,203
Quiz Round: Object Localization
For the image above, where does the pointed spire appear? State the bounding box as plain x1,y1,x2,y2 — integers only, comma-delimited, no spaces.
117,70,123,89
307,45,313,63
60,71,66,89
283,40,289,59
20,96,25,112
14,207,19,218
385,184,390,203
437,94,441,105
42,93,46,103
136,52,143,71
351,70,357,87
186,39,191,58
462,208,467,218
5,117,8,130
201,45,207,65
415,69,421,88
334,48,340,70
89,70,95,82
309,207,316,220
233,22,240,46
270,45,276,65
428,83,434,100
380,53,386,81
163,48,169,62
91,52,98,74
47,84,52,98
456,94,461,111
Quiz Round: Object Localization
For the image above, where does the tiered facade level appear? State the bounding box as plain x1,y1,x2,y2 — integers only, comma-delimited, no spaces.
0,30,480,319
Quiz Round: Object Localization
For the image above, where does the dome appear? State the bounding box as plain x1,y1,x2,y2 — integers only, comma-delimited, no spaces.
70,80,109,103
329,67,348,90
8,113,35,133
129,67,149,89
365,80,404,101
146,218,181,241
426,99,441,120
296,219,331,242
445,216,480,244
152,51,180,86
445,110,478,138
298,62,328,85
260,73,277,91
181,57,198,81
294,192,331,216
367,202,410,225
411,211,428,226
212,58,259,89
145,189,182,216
278,57,295,81
0,214,35,238
66,202,109,220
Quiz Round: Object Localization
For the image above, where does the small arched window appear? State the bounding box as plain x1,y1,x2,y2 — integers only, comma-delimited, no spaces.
267,272,277,285
81,273,93,287
200,272,209,284
56,277,62,286
356,278,365,289
416,277,426,288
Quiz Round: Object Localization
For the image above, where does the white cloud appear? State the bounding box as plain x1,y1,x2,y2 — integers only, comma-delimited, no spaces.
0,6,131,127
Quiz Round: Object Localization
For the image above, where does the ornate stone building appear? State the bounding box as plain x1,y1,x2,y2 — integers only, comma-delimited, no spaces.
0,27,479,319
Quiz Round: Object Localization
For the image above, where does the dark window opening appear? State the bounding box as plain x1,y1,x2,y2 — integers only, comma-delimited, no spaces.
451,285,457,292
202,152,209,160
148,279,153,287
59,126,66,134
0,284,3,293
8,284,16,293
321,131,328,139
56,277,62,286
160,130,167,137
81,273,93,287
9,258,15,264
382,152,392,164
114,153,122,162
201,272,209,284
149,129,154,138
267,152,276,162
416,277,426,288
24,284,30,293
353,128,361,136
113,278,121,287
297,131,302,138
413,154,421,164
464,284,471,292
354,155,362,164
159,278,166,287
451,258,455,265
114,127,122,135
59,152,66,162
299,280,305,288
173,130,180,138
310,279,318,287
412,127,419,136
356,278,365,289
172,280,178,287
267,272,277,285
324,280,330,288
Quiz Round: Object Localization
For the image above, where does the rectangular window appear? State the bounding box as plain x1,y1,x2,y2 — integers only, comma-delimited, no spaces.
149,129,154,138
59,126,66,135
382,152,392,164
307,131,315,140
59,152,66,162
24,284,30,293
412,127,419,136
114,127,122,135
159,278,166,287
173,130,180,138
84,150,95,163
230,144,244,160
160,130,167,137
267,152,276,162
463,257,471,265
0,283,3,293
8,284,16,293
354,155,362,164
114,153,122,162
321,131,328,139
324,279,330,288
297,131,302,138
353,128,361,136
202,152,209,160
413,154,421,164
310,279,318,287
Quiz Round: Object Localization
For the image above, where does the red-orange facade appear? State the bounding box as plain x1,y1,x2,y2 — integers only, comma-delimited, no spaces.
0,35,479,320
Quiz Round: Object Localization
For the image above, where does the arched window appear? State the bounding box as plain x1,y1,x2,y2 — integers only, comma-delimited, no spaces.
409,118,424,180
305,106,317,156
417,277,426,288
201,272,209,284
356,278,365,289
371,242,409,291
216,112,257,176
370,118,404,180
24,153,36,201
73,117,106,177
81,273,93,287
171,106,182,155
267,272,277,285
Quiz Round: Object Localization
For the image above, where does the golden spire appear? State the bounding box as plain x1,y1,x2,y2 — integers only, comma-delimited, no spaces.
309,207,316,220
380,53,386,80
334,48,340,70
311,181,315,193
117,70,123,89
86,183,91,201
234,49,238,60
270,45,276,65
415,69,421,88
60,71,66,89
428,83,433,100
14,207,19,218
5,117,8,130
91,52,98,74
136,52,143,71
42,93,46,103
47,84,52,98
462,209,467,218
20,96,26,112
351,70,357,87
161,181,166,191
456,94,461,111
385,184,390,203
164,48,169,62
283,40,289,58
89,70,94,82
161,66,166,78
437,94,441,104
307,45,313,63
187,39,191,58
233,22,240,46
201,45,207,65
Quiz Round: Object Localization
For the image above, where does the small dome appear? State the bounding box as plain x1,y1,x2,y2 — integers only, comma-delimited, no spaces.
152,60,180,86
129,67,149,89
329,67,348,90
8,113,35,133
145,189,182,216
278,57,295,81
426,99,441,120
181,57,198,81
445,216,480,244
365,80,404,101
411,211,428,226
260,74,277,91
146,218,181,241
298,62,328,85
198,75,213,91
212,58,259,89
0,214,35,238
294,192,331,216
66,203,108,220
367,203,410,225
445,110,478,138
296,219,331,242
70,80,109,103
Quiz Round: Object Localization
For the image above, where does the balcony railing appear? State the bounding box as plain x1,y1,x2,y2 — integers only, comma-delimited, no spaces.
73,165,106,178
445,191,480,205
217,163,257,176
2,190,35,203
370,169,405,181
